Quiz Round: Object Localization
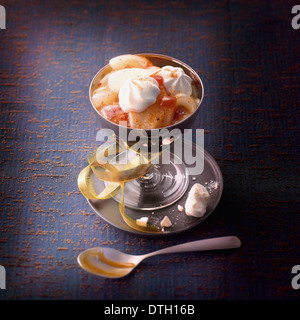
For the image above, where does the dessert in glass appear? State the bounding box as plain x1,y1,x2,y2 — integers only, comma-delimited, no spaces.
81,54,223,235
91,54,201,130
89,54,204,215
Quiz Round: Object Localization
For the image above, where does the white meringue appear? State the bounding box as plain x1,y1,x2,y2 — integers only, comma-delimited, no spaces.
157,66,192,96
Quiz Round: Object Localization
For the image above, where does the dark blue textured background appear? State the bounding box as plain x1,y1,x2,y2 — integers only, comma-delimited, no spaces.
0,0,299,299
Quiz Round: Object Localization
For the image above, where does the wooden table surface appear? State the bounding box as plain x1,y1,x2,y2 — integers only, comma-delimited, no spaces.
0,0,299,300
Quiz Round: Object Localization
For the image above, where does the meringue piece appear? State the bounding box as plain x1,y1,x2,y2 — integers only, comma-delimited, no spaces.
177,204,184,212
108,67,160,93
185,183,210,218
157,66,192,96
119,76,160,113
160,216,172,227
136,217,149,227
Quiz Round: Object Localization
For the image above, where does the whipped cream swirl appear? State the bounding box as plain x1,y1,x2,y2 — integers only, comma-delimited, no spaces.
119,76,160,113
157,66,192,96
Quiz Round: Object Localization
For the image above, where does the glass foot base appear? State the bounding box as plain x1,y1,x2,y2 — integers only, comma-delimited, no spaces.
110,152,189,211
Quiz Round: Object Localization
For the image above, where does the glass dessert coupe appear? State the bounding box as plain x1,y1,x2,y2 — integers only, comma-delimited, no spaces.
87,54,223,235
